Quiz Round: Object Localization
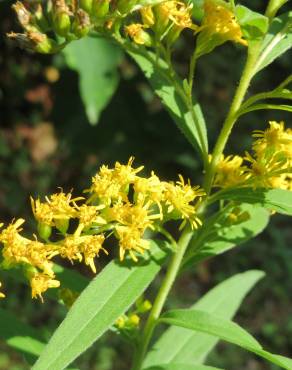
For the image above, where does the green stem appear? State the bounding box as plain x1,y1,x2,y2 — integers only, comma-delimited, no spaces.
265,0,288,19
203,44,262,195
131,227,193,370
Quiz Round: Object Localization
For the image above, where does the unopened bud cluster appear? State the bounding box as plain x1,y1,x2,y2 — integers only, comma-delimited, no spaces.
0,158,204,300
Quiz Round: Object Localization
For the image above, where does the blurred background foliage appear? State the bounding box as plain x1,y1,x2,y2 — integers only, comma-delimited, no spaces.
0,0,291,369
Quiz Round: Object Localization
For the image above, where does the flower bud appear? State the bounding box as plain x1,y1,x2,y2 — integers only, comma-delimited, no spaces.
140,6,155,28
12,1,31,29
153,3,170,36
37,222,52,240
34,4,50,32
52,0,71,37
128,313,140,327
125,24,152,46
115,315,126,329
7,31,56,54
117,0,138,14
92,0,110,19
79,0,93,13
72,9,91,38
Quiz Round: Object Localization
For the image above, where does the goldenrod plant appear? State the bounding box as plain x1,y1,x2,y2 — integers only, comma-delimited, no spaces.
1,0,292,369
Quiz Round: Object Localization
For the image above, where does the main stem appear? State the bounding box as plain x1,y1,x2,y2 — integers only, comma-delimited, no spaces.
203,44,262,195
131,227,193,370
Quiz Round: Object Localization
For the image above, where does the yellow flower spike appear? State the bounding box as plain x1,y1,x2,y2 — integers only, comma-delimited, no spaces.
115,225,150,262
201,0,247,46
30,272,60,302
0,282,5,298
214,154,247,188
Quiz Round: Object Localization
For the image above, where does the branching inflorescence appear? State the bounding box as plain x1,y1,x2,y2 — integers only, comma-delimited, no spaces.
0,158,204,300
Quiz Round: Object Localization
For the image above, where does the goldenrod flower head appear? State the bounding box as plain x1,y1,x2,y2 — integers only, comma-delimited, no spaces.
79,234,107,273
214,155,246,187
253,121,292,159
0,282,5,298
244,151,288,188
140,6,155,27
74,204,107,236
57,234,83,262
125,23,152,45
201,0,247,45
31,191,81,227
86,157,143,205
0,219,29,268
164,175,204,229
115,224,150,261
30,272,60,302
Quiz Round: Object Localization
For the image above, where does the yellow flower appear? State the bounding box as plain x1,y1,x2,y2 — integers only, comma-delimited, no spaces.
125,23,152,46
214,155,246,187
31,191,81,228
0,219,29,268
30,272,60,302
115,224,150,261
74,203,107,236
56,233,107,272
133,171,165,216
244,151,288,188
79,234,107,273
86,157,144,205
140,6,155,27
164,175,204,229
201,0,247,45
253,121,292,159
0,282,5,298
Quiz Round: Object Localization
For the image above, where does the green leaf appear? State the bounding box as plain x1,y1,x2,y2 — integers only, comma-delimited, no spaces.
0,308,44,358
63,36,122,125
240,76,292,110
127,48,208,158
254,11,292,74
212,188,292,215
237,102,292,116
182,204,269,269
143,364,224,370
32,241,167,370
235,6,269,40
144,270,264,367
160,309,292,370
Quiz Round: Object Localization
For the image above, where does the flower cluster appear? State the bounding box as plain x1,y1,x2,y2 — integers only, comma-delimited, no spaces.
0,158,203,300
8,0,247,54
214,121,292,189
125,1,196,46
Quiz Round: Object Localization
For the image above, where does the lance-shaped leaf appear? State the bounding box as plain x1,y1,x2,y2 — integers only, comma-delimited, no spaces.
32,241,167,370
237,103,292,117
212,188,292,216
254,11,292,74
235,5,269,40
160,310,292,370
127,48,208,159
144,270,264,367
143,364,224,370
